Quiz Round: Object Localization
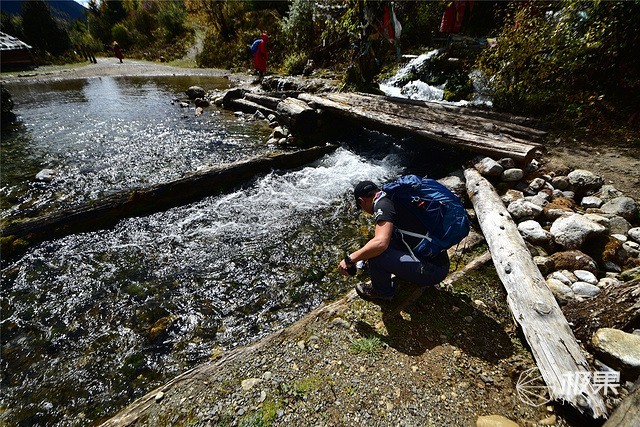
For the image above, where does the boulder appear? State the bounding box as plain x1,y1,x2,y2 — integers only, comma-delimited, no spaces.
35,168,56,182
507,199,543,221
501,189,524,205
629,227,640,244
600,197,638,222
591,328,640,377
185,86,205,99
551,175,570,190
438,174,466,199
547,278,575,305
595,184,623,202
501,168,524,182
609,216,632,235
574,269,598,285
571,281,601,297
581,196,603,209
551,250,598,273
497,157,515,169
476,414,519,427
474,157,504,177
550,214,608,249
517,220,551,244
567,169,604,194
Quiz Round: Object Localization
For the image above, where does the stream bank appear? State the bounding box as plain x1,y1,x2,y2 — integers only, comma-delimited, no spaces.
3,60,639,426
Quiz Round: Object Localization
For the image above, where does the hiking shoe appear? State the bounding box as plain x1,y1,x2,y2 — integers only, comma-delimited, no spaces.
355,283,394,302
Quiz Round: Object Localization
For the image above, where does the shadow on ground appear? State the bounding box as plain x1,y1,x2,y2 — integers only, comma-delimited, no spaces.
354,284,515,362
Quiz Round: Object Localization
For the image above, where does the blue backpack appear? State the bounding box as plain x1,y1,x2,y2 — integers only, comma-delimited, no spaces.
250,39,262,54
379,174,470,259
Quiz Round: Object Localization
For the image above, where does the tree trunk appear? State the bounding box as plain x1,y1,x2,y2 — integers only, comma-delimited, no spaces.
299,92,545,162
1,145,337,258
464,168,607,419
276,97,317,134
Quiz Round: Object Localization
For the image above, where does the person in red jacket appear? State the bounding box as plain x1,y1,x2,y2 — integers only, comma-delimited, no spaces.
113,41,124,63
253,32,268,82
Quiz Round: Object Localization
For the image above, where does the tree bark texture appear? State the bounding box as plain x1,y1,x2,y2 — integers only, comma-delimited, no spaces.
299,92,545,162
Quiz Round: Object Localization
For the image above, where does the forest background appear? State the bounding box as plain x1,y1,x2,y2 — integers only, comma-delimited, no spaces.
1,0,639,142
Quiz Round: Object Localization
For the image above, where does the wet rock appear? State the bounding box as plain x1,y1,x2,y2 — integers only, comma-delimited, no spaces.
591,328,640,377
567,169,604,194
507,199,543,221
149,315,176,342
475,157,504,177
501,168,524,182
476,414,519,427
35,168,56,182
185,86,205,100
194,98,210,108
600,197,638,222
571,281,601,297
550,214,607,249
222,88,245,105
550,250,598,273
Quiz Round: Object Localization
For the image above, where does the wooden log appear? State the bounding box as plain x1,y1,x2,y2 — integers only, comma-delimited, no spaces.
243,92,282,111
223,98,278,119
1,145,337,257
276,97,317,134
602,378,640,427
299,92,544,162
464,168,607,419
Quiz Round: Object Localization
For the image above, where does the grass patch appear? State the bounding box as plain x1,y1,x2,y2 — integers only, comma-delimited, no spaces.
349,336,384,359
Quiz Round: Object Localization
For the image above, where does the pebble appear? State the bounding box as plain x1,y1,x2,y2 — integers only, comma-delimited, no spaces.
155,391,165,403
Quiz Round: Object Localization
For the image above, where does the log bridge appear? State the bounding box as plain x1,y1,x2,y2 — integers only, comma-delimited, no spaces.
225,90,546,163
298,92,546,162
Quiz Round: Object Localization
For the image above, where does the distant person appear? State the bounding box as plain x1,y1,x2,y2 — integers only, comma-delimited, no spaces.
113,41,124,63
252,32,268,82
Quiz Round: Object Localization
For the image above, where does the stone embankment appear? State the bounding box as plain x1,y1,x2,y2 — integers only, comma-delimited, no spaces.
458,154,640,387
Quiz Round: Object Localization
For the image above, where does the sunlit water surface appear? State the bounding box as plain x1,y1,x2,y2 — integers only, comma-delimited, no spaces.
1,75,463,426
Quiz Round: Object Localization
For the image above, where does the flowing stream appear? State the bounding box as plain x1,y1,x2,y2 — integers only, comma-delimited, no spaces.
1,75,463,426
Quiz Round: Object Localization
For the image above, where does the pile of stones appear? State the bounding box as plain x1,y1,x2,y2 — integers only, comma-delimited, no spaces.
443,155,640,304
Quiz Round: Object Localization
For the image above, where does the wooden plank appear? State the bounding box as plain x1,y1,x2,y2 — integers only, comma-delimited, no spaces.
464,168,607,419
1,145,337,257
299,92,544,162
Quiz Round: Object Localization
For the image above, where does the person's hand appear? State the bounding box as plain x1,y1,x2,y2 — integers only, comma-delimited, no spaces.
338,259,351,276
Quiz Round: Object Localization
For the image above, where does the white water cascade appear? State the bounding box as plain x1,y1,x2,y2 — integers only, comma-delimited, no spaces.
379,49,491,107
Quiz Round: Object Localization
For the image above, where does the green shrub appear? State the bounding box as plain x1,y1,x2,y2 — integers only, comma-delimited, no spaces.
281,51,308,75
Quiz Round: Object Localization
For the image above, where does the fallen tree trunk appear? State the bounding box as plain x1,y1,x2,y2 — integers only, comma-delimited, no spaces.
464,168,607,419
276,97,317,134
1,145,337,257
602,378,640,427
299,92,544,162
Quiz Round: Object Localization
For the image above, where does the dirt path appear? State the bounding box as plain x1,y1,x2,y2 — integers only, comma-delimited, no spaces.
0,57,253,85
